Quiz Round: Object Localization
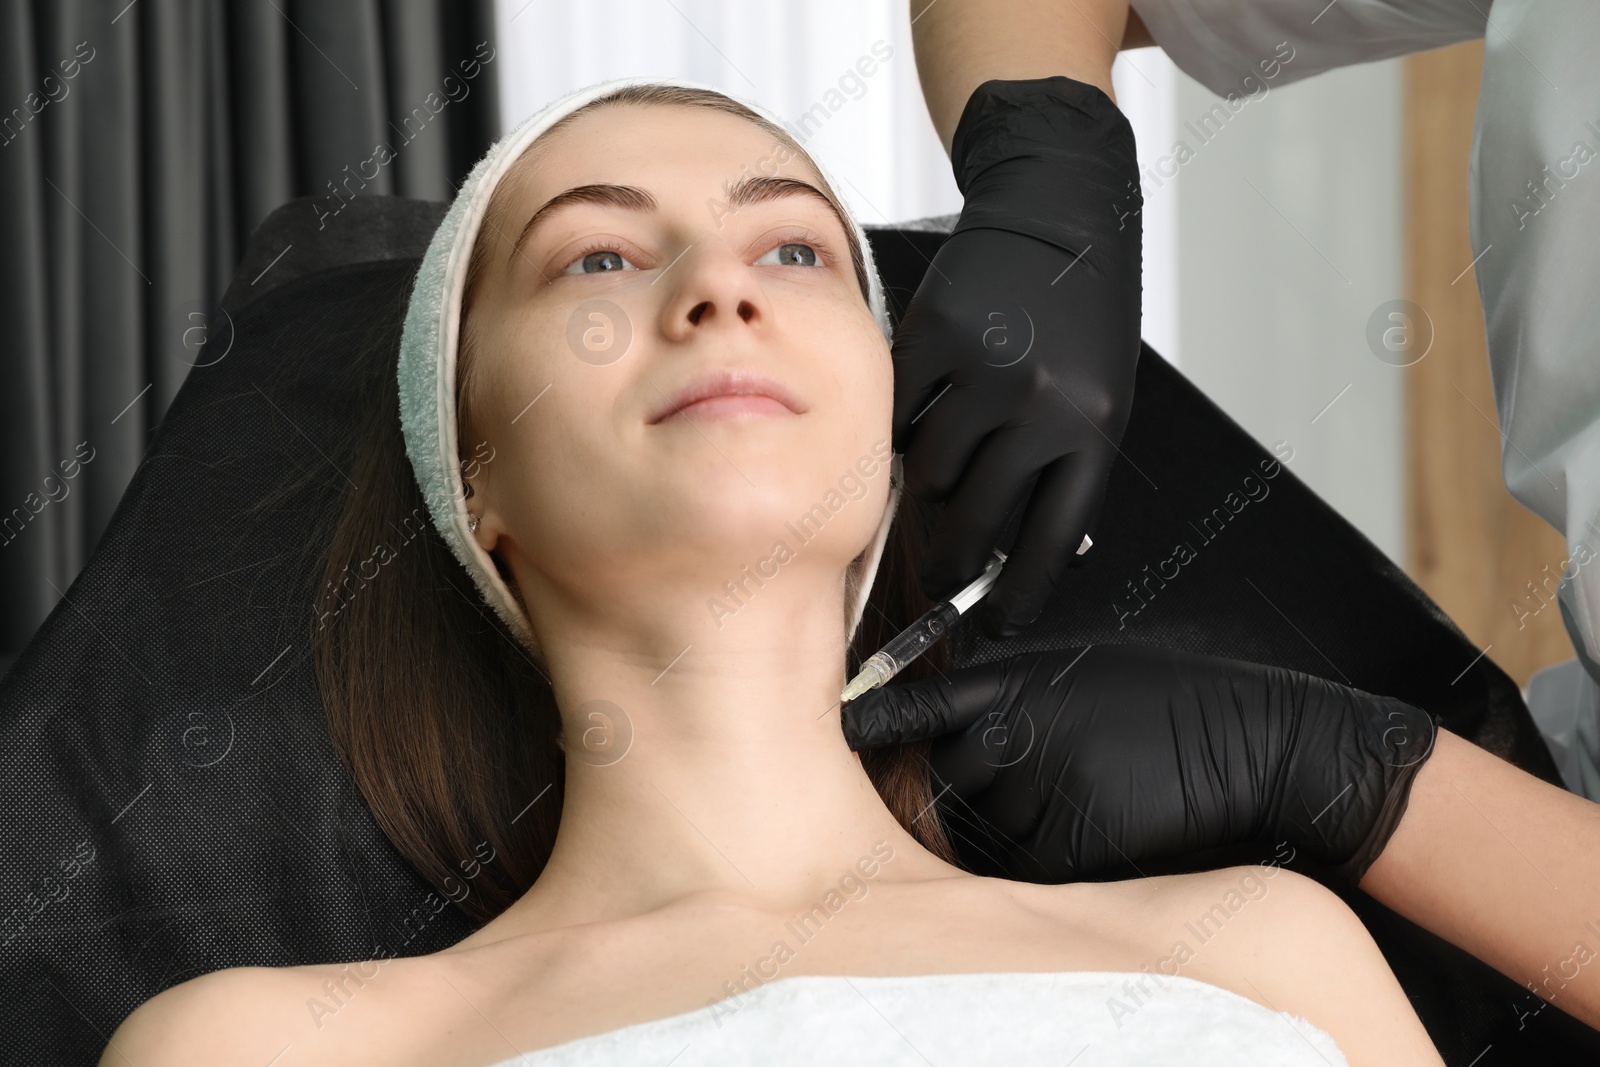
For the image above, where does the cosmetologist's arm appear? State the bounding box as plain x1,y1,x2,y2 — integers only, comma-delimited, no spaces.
909,0,1131,154
1361,728,1600,1030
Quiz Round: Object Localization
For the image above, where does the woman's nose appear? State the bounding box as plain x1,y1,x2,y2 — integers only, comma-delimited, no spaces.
658,242,766,339
684,296,755,327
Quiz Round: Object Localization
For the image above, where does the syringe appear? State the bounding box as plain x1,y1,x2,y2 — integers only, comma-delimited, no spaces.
838,534,1091,704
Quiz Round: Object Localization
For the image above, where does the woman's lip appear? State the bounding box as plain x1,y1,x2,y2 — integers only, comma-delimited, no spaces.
647,369,806,424
654,394,798,422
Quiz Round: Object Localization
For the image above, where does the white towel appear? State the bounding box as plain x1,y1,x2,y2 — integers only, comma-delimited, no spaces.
485,970,1348,1065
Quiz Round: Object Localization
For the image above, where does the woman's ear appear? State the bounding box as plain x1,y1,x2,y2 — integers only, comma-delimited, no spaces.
462,477,491,551
460,442,499,551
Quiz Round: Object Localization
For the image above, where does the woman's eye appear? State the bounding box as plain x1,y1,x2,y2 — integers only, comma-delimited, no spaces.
757,241,821,268
564,248,638,275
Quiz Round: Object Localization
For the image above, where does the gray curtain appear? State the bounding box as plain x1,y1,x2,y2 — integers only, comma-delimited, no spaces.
0,0,499,670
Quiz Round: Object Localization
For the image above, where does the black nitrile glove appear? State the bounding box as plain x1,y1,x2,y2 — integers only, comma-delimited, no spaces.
843,644,1438,887
892,76,1143,640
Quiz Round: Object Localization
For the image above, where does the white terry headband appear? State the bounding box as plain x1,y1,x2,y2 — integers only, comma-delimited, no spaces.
397,75,902,659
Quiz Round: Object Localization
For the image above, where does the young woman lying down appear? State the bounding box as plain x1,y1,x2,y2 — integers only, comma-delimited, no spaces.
102,77,1443,1067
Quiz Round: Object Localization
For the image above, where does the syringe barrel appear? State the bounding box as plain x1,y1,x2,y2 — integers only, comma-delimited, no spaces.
876,601,963,677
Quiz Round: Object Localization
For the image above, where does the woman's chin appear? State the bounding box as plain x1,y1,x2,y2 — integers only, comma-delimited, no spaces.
634,500,875,580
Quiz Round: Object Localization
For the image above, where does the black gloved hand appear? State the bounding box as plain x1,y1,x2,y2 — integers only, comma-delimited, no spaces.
892,76,1143,640
843,644,1438,887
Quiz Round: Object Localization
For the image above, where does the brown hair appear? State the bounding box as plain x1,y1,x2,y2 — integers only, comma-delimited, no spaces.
311,85,959,929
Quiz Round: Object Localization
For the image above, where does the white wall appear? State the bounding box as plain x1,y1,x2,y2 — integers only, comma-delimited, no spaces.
1167,59,1406,563
1114,48,1180,364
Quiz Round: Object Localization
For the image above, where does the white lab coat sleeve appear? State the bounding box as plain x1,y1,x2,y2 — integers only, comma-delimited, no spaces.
1470,1,1600,673
1128,0,1487,97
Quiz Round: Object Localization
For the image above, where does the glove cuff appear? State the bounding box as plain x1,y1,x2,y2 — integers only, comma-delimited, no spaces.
949,76,1143,257
1330,704,1439,886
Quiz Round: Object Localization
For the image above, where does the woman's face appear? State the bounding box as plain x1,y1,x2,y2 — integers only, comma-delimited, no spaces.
460,101,894,644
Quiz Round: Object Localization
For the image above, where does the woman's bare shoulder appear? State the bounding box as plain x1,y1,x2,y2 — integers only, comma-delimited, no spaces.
100,965,301,1067
100,955,449,1067
1038,864,1445,1066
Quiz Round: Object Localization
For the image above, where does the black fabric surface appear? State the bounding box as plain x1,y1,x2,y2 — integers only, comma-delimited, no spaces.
1,196,1595,1065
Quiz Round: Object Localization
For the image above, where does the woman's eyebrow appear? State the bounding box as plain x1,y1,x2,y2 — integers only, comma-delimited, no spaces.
723,175,849,240
507,183,656,267
506,175,847,267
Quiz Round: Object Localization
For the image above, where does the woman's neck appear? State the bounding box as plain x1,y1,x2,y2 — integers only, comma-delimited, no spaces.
499,597,966,937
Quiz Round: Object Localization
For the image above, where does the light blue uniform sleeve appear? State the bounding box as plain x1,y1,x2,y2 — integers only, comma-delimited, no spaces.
1131,0,1600,681
1129,0,1486,97
1470,1,1600,679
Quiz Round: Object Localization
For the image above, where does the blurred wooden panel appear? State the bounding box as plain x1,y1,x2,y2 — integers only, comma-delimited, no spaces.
1404,42,1571,688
